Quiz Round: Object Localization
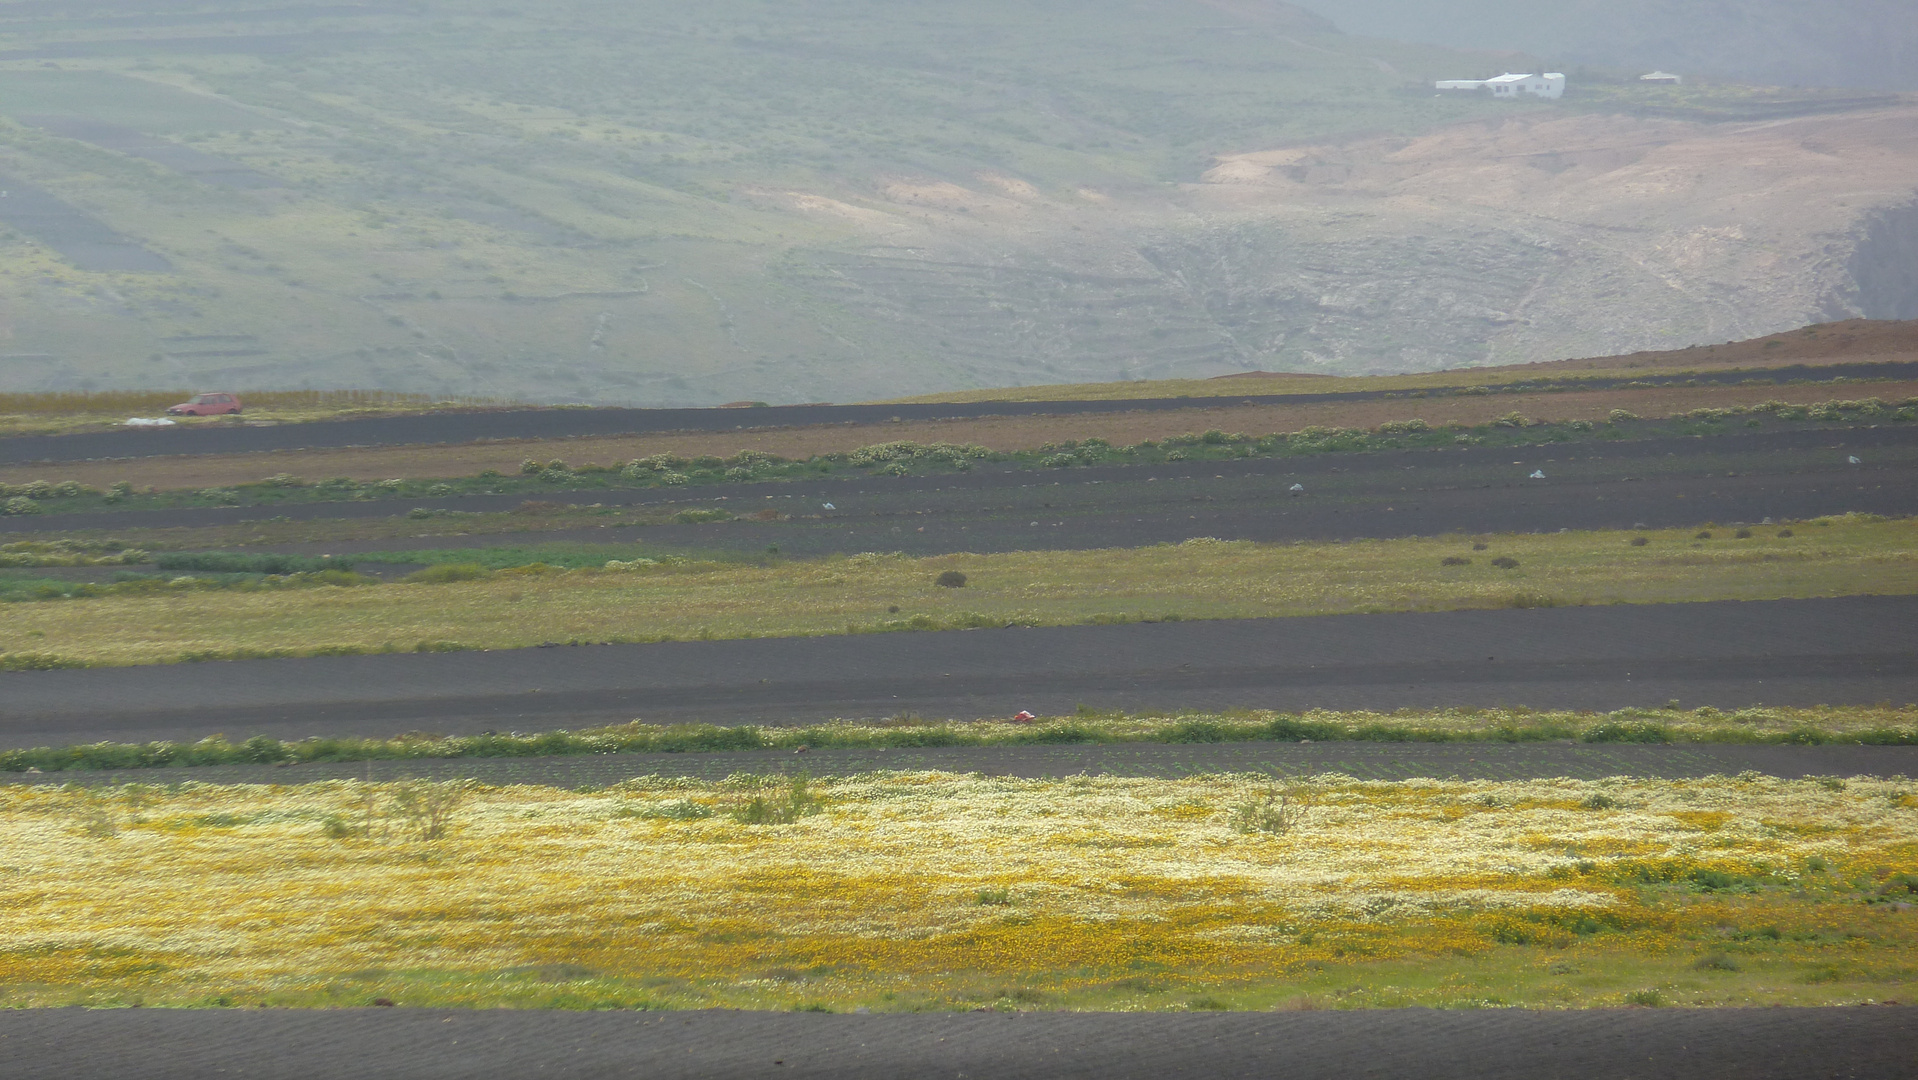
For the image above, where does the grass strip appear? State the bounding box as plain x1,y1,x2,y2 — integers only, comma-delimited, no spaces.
0,515,1910,669
8,705,1915,774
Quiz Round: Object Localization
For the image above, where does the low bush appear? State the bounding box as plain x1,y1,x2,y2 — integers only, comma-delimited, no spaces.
673,508,732,524
1230,787,1310,835
403,563,490,584
156,551,351,574
935,570,968,588
732,776,823,825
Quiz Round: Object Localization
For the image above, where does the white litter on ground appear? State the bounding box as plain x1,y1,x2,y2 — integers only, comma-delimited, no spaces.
124,417,176,427
1530,469,1546,479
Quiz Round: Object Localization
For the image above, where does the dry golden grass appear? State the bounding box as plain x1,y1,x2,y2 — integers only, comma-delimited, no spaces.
2,772,1911,1010
4,382,1914,493
2,517,1910,668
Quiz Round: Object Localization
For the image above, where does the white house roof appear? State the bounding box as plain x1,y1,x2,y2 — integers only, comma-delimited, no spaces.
1485,72,1564,84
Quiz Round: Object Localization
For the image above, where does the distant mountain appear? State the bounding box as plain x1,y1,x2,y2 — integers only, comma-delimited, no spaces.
0,0,1911,405
1286,0,1918,90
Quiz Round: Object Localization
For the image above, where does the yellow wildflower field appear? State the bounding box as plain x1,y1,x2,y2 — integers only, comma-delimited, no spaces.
3,773,1913,1011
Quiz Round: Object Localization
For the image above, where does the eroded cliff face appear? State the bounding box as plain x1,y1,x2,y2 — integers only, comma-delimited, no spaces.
769,106,1918,384
1847,202,1918,321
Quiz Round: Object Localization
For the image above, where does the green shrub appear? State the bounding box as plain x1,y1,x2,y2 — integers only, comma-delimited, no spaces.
1688,867,1757,893
1879,872,1918,897
1230,787,1309,835
403,563,491,584
935,570,968,588
156,551,350,574
1490,556,1519,569
673,508,732,524
732,776,823,825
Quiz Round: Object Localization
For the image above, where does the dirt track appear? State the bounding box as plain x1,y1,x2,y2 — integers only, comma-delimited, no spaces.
3,1006,1911,1080
4,596,1912,749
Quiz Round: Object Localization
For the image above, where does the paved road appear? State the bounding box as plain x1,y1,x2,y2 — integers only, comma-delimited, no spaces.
16,742,1914,788
3,1006,1911,1080
4,596,1913,748
6,362,1909,465
8,427,1914,559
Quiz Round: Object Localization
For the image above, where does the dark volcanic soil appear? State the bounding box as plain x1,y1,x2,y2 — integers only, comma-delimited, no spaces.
7,427,1914,559
3,596,1912,749
3,1006,1912,1080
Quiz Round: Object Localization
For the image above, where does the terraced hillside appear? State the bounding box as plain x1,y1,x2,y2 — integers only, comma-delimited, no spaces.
0,1,1913,403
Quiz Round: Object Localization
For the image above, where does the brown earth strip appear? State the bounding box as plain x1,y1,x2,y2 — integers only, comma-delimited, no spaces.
896,319,1918,403
7,380,1914,492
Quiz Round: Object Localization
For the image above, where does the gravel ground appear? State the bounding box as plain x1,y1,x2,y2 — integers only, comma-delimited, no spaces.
7,427,1915,556
3,596,1914,748
3,1005,1911,1080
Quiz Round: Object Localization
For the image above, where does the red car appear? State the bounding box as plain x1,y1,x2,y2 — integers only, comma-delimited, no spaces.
165,392,244,416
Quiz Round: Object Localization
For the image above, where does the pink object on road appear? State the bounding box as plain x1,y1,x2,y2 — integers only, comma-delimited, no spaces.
1012,711,1037,722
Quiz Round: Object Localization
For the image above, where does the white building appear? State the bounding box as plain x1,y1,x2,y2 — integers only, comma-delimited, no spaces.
1435,72,1565,99
1640,71,1682,84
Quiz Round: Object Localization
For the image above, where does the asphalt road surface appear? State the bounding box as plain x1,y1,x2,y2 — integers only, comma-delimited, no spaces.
8,427,1914,559
4,596,1913,748
14,741,1914,789
4,1006,1912,1080
6,361,1907,465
